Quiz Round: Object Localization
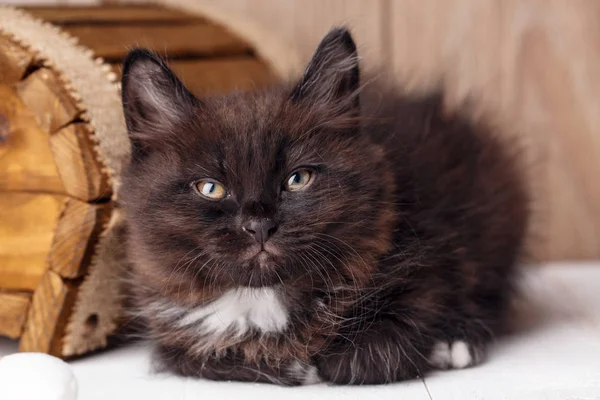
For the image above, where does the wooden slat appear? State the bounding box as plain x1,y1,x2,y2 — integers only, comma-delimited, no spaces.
172,58,274,95
63,23,251,61
0,292,31,339
49,123,111,201
16,68,81,135
25,5,199,25
0,193,65,291
20,270,77,357
0,194,109,290
49,198,111,279
0,85,64,194
111,57,274,96
0,37,34,86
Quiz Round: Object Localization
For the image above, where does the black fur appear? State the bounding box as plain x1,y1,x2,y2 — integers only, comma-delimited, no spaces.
120,27,529,385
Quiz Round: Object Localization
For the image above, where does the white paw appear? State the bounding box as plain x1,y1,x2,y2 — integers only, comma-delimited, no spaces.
450,341,472,368
429,341,451,369
288,361,322,385
429,340,474,369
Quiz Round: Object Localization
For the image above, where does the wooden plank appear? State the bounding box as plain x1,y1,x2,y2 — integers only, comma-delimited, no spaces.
197,0,386,70
62,23,251,61
0,37,34,85
172,58,274,95
20,270,77,357
49,123,111,201
0,193,65,291
49,198,111,279
16,68,81,135
111,57,274,96
25,5,199,25
0,85,64,194
0,292,31,339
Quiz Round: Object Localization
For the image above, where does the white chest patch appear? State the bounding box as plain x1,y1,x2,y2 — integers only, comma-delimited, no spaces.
178,287,289,336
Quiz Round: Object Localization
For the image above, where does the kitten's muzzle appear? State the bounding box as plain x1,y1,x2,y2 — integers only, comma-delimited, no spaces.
243,218,278,246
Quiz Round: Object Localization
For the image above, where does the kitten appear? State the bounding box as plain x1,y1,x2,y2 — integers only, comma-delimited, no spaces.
120,28,529,385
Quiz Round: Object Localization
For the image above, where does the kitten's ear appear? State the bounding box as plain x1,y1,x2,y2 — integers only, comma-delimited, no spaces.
121,49,197,155
290,27,359,112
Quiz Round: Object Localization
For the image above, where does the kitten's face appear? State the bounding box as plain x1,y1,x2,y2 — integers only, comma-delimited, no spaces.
121,30,394,293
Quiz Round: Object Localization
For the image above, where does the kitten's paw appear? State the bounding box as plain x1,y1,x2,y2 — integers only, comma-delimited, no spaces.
287,361,321,385
429,340,484,370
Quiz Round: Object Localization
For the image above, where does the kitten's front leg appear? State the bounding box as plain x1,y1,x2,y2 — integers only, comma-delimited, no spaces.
155,345,316,386
316,315,489,384
315,318,432,385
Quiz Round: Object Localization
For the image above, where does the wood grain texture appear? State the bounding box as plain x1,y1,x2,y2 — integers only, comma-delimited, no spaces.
0,193,65,291
0,36,34,85
0,292,31,339
110,57,273,96
49,123,111,201
196,0,386,71
19,270,77,356
49,198,111,279
26,4,197,24
16,67,80,134
61,210,127,358
63,23,250,61
0,84,64,194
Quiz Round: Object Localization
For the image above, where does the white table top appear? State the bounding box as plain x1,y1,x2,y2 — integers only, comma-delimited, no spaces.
2,262,600,400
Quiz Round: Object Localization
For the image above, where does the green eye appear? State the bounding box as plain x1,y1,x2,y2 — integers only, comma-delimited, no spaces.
285,169,313,191
195,179,227,200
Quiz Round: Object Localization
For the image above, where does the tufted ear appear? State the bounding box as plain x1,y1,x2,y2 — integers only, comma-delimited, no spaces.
290,27,360,114
121,49,197,158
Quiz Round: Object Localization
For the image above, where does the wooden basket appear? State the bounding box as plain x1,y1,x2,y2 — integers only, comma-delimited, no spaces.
0,4,277,358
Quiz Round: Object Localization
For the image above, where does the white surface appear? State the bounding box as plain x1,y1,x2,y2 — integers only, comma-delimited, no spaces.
2,262,600,399
0,353,77,400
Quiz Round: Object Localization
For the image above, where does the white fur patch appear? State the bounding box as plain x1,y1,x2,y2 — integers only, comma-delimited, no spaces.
450,340,472,369
178,287,289,336
429,341,451,369
430,340,473,369
288,361,322,385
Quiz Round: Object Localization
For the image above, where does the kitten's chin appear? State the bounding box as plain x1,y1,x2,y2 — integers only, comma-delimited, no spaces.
237,251,285,288
242,273,282,288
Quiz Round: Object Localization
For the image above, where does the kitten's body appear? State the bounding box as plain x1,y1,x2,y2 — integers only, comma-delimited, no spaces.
121,29,528,385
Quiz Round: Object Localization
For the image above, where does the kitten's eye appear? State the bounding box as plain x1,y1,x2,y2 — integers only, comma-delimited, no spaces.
285,169,313,191
194,179,228,200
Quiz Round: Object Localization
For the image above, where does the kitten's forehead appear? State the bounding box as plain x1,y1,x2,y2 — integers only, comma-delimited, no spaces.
199,91,305,157
209,90,285,133
187,91,290,185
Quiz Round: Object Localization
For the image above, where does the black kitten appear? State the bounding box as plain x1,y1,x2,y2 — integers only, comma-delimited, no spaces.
120,28,529,385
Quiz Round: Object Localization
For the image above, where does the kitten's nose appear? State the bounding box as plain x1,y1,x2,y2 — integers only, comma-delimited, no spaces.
243,218,278,245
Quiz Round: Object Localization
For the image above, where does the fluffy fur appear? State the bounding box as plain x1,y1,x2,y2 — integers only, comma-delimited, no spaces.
120,28,529,385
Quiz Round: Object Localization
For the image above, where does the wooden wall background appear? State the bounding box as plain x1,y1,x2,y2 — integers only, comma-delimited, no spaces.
3,0,600,262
